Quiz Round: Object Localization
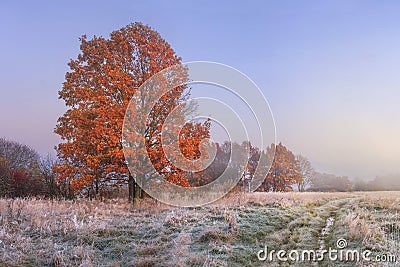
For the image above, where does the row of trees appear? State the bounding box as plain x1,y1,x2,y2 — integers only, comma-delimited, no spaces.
186,140,345,193
0,134,391,198
0,135,355,198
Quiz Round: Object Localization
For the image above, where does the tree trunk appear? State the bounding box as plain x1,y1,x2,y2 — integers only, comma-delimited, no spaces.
128,174,135,203
95,177,99,195
136,173,145,199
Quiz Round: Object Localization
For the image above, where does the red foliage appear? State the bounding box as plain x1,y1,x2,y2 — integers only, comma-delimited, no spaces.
9,170,43,197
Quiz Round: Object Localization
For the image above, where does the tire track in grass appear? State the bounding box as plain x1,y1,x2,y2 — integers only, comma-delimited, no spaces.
227,201,340,267
314,198,358,267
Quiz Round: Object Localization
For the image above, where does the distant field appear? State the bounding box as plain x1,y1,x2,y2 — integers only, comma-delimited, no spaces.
0,192,399,267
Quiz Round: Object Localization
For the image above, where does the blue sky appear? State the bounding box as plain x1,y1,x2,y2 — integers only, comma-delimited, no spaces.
1,1,400,179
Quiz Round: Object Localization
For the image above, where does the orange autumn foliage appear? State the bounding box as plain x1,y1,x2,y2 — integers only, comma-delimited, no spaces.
258,143,302,192
54,22,210,193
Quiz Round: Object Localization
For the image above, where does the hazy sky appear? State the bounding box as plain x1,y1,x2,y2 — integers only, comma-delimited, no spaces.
1,1,399,179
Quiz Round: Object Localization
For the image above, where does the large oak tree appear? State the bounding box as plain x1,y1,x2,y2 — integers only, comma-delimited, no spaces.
55,23,210,200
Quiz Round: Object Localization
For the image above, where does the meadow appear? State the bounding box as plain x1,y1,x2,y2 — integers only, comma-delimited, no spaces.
0,191,399,267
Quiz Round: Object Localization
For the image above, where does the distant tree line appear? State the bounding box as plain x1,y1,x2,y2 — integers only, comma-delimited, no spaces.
187,142,303,192
353,175,400,191
0,138,70,198
308,172,352,192
198,141,355,193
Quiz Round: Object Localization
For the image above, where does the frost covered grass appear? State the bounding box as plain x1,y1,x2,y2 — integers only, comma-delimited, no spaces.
0,191,399,266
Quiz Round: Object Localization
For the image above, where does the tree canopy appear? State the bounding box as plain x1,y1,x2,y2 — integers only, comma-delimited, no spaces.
54,22,210,199
258,143,301,192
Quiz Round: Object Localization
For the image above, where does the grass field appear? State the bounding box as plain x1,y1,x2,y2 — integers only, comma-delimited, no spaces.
0,191,399,266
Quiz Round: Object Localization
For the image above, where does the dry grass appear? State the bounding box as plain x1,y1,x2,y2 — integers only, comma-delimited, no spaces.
0,192,399,266
345,207,386,249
